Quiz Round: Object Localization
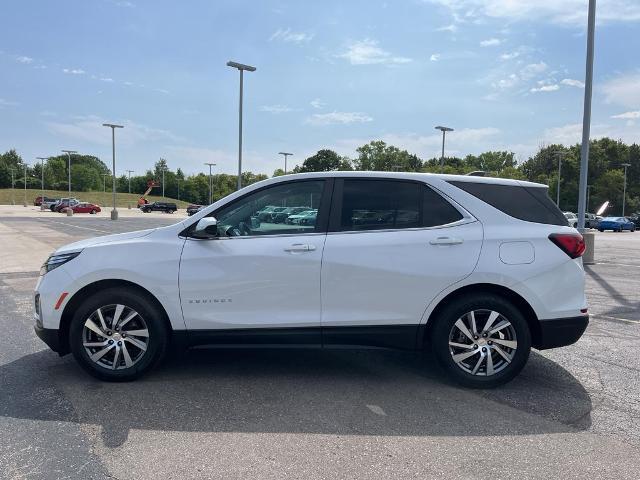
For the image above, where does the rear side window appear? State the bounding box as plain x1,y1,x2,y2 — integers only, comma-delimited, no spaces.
337,179,463,231
449,181,567,226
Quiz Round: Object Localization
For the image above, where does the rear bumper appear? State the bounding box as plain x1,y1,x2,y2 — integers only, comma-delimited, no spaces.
34,325,63,353
535,315,589,350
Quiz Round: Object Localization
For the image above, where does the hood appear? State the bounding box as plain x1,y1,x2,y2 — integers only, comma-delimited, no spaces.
55,228,155,254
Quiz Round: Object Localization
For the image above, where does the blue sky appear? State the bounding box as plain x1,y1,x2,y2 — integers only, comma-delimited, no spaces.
1,0,639,176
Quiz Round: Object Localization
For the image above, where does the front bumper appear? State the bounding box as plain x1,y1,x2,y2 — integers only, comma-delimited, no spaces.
535,315,589,350
34,325,63,353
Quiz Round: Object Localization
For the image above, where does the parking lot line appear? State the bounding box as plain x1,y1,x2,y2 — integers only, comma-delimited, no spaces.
37,218,112,234
594,262,640,269
593,314,640,325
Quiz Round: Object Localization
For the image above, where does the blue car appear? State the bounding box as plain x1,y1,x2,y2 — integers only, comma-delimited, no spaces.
598,217,636,232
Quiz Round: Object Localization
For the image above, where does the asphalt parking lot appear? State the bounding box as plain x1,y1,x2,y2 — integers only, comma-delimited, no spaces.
1,209,640,479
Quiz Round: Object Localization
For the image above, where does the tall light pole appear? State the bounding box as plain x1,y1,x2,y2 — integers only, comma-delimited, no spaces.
622,163,631,216
577,0,596,233
553,151,565,208
160,162,167,199
36,157,48,210
204,162,216,204
126,170,134,194
102,123,124,220
10,168,15,205
61,150,77,201
227,60,256,191
23,162,29,207
435,126,453,172
102,173,110,193
586,184,592,212
278,152,293,174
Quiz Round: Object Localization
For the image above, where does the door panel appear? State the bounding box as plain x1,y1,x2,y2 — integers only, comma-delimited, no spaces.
321,222,483,328
179,234,325,330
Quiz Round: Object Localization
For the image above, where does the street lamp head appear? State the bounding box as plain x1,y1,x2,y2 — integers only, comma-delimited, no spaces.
61,150,78,154
621,163,632,167
36,157,49,160
226,61,256,72
435,126,454,132
102,123,124,129
278,152,293,156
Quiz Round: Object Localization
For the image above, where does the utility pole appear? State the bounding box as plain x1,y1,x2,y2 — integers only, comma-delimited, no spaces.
61,150,77,208
10,168,15,205
227,61,256,190
126,170,134,194
23,162,28,207
204,162,216,204
554,151,565,208
622,163,631,216
36,157,48,210
435,126,454,172
278,152,293,174
102,123,124,220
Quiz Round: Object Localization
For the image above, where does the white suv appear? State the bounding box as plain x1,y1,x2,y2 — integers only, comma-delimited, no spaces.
34,172,588,388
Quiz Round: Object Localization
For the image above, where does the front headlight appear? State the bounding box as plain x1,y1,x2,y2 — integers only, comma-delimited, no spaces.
40,251,82,275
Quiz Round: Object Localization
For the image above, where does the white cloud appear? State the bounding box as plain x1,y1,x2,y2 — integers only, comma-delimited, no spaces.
0,98,19,108
153,88,169,94
16,56,33,64
436,24,458,33
338,39,412,65
45,115,184,146
561,78,585,88
305,111,373,126
480,38,501,47
500,51,520,60
520,62,548,78
310,98,325,109
62,68,86,75
611,111,640,119
425,0,640,26
530,84,559,93
100,77,114,82
260,104,294,114
602,73,640,108
270,28,314,44
430,53,441,61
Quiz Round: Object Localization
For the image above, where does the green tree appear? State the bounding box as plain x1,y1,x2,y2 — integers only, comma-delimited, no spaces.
354,141,422,171
298,149,350,172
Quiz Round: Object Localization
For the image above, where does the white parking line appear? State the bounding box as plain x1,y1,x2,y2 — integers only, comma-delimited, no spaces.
593,262,640,268
593,314,640,324
38,219,111,234
366,404,387,416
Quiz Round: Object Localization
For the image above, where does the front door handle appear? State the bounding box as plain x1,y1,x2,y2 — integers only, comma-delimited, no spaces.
429,236,464,246
284,243,316,253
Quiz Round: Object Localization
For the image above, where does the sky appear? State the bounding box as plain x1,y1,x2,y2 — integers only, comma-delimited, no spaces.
1,0,639,176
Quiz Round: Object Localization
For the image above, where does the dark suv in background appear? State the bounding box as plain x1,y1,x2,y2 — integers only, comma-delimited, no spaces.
140,202,177,213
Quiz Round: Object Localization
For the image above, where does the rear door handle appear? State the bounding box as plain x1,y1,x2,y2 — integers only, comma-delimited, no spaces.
429,236,464,246
284,244,316,253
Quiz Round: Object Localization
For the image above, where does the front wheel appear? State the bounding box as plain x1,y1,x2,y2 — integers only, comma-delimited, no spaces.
69,287,168,381
430,293,531,388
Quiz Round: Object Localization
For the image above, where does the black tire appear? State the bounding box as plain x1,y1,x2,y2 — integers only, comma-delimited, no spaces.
430,293,531,389
69,287,168,381
90,209,96,214
598,229,604,232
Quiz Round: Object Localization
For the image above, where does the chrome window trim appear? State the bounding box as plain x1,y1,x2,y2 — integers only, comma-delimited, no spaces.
326,217,478,236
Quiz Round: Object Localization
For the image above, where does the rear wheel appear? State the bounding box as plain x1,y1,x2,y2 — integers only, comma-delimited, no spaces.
90,209,96,214
69,287,168,381
431,293,531,388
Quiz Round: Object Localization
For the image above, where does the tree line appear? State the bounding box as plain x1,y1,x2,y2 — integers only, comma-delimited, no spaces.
1,136,638,214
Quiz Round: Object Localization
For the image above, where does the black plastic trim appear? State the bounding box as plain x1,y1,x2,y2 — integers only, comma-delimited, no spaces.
34,325,63,353
535,315,589,350
322,325,419,350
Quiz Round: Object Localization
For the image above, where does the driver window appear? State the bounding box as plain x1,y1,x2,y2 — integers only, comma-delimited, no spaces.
213,180,325,237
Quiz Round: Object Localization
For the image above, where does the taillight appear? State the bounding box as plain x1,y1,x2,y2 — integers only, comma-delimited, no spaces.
549,233,586,259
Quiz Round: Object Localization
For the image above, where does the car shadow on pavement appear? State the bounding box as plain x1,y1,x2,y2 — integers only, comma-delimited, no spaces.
0,348,592,448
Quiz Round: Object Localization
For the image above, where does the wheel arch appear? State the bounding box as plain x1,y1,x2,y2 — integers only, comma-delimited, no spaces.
57,279,173,355
420,283,541,350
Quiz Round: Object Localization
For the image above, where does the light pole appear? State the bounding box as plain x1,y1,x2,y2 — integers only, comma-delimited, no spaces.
622,163,631,216
587,185,592,212
102,123,124,220
102,173,110,194
553,151,565,207
36,157,48,210
204,162,216,204
177,178,181,201
160,162,167,199
227,60,256,191
23,162,29,207
279,152,293,174
61,150,77,204
126,170,134,194
10,168,15,205
435,126,453,172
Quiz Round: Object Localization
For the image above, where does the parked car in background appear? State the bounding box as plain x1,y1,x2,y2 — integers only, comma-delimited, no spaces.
34,172,588,388
140,202,177,213
564,212,578,228
62,202,101,214
286,209,317,224
53,198,80,212
629,214,640,228
34,196,56,206
42,198,60,210
583,213,598,229
187,204,203,216
256,205,279,221
598,217,636,232
273,206,311,224
297,210,318,226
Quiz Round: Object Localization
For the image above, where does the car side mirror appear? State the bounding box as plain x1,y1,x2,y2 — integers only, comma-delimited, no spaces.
193,217,219,238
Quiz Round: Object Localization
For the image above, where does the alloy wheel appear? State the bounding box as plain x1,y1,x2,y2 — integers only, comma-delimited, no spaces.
448,309,517,376
82,304,150,370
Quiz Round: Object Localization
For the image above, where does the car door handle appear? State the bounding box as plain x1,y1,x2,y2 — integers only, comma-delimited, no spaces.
429,236,464,246
284,244,316,253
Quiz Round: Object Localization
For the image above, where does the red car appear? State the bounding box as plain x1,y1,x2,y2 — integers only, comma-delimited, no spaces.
62,202,101,214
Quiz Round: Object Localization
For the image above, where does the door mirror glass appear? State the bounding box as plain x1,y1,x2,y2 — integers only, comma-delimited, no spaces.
193,217,218,238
